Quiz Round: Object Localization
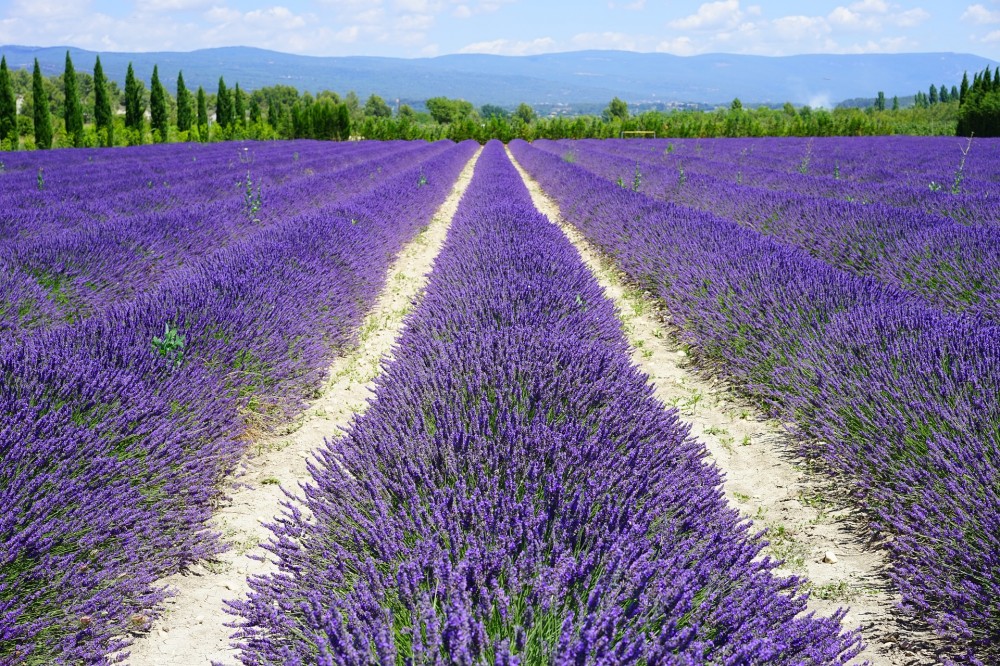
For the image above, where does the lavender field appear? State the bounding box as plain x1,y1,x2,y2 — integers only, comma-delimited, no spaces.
1,136,998,665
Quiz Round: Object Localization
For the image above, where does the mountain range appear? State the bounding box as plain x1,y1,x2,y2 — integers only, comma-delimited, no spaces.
1,44,997,108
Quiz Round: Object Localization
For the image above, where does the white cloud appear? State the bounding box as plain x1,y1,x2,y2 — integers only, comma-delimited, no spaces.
570,31,647,50
962,4,1000,24
136,0,213,11
655,36,697,55
890,8,929,27
669,0,743,30
983,28,1000,41
458,37,557,55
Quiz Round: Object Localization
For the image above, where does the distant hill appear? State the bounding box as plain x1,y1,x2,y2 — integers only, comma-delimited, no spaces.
1,45,996,108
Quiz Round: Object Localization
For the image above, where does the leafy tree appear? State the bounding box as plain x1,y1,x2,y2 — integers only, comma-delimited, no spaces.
425,97,474,124
248,96,261,124
336,102,351,140
960,71,970,104
939,84,949,103
93,56,113,145
0,56,16,146
397,103,416,119
951,85,959,101
892,95,899,111
63,51,84,146
176,71,192,132
929,84,938,104
514,102,537,124
604,96,628,121
215,77,231,128
150,65,168,142
480,104,508,120
364,93,392,118
124,63,146,133
196,85,208,141
233,82,245,128
32,59,53,149
874,91,885,111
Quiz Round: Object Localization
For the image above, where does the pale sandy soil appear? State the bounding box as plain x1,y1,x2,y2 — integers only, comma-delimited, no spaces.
508,147,941,666
124,148,481,665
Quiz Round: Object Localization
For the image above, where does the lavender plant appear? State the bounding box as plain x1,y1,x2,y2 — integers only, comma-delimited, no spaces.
0,139,477,663
510,138,1000,664
228,141,863,665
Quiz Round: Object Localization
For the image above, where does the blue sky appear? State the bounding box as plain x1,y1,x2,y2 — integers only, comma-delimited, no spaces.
1,0,998,60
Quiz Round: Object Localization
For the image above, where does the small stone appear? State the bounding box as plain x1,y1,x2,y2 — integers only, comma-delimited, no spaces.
195,614,205,624
823,551,839,564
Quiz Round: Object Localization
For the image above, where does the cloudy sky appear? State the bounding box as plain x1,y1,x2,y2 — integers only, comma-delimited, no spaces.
1,0,998,60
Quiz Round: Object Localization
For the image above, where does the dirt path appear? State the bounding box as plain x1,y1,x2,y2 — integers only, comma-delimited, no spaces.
126,148,481,666
508,148,938,666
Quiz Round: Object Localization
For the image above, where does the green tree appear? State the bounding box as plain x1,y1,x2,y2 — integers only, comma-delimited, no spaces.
149,65,168,142
336,103,351,140
939,84,949,103
514,102,537,124
196,85,208,141
176,71,192,132
929,84,938,105
892,95,899,111
233,82,245,128
93,56,113,145
124,62,146,134
32,59,53,149
960,71,970,104
364,93,392,118
248,96,261,124
479,104,508,120
215,77,231,128
425,97,473,124
0,56,16,146
63,51,84,146
604,96,629,121
875,91,886,111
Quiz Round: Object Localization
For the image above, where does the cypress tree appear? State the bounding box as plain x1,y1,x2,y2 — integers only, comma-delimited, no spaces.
196,86,208,141
0,56,16,147
215,77,231,128
929,84,938,105
995,67,1000,91
94,56,113,145
248,96,261,124
124,63,146,134
32,59,52,149
149,65,168,142
939,84,949,103
233,83,246,128
63,51,84,146
960,71,970,104
951,85,959,101
891,95,899,111
176,71,191,132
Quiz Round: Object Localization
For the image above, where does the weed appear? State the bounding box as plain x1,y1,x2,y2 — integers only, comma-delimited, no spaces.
151,323,185,369
951,133,973,195
260,477,280,485
239,148,263,222
797,139,813,174
740,434,752,446
808,580,854,601
733,491,751,503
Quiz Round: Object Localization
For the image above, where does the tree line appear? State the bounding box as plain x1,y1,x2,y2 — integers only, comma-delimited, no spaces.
0,51,980,150
957,66,1000,137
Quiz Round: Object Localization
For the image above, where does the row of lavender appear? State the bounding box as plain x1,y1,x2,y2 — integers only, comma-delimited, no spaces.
0,140,443,335
226,141,862,665
586,136,1000,223
0,140,478,664
510,139,1000,664
538,138,1000,323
